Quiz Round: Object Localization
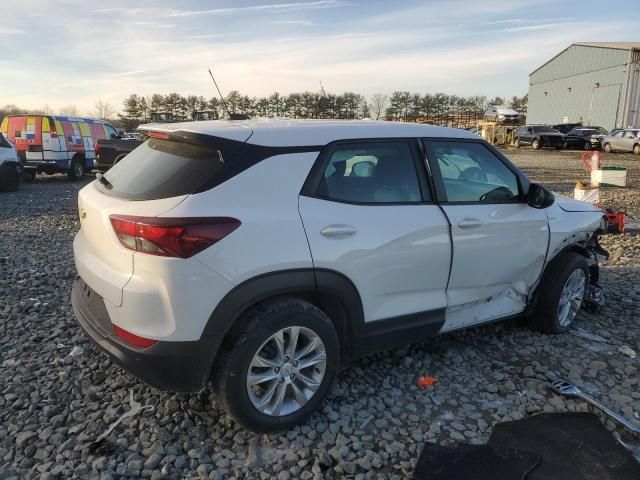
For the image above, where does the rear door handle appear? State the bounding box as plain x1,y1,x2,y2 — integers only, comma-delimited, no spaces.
457,218,483,229
320,224,357,238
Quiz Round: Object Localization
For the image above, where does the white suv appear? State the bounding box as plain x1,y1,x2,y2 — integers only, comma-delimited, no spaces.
72,119,607,431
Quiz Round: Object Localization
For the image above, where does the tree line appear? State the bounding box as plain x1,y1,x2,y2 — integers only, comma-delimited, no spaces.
0,91,527,131
117,91,528,130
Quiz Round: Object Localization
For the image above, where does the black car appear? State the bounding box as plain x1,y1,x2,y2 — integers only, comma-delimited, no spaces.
562,127,607,150
515,125,564,150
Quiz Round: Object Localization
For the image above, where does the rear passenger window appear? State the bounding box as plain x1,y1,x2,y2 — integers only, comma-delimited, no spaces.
432,142,520,203
316,142,423,204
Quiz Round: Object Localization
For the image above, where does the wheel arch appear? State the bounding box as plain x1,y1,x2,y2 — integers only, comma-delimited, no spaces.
525,241,599,315
203,268,365,373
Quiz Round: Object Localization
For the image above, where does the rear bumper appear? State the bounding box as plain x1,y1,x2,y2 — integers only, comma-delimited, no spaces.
71,276,220,393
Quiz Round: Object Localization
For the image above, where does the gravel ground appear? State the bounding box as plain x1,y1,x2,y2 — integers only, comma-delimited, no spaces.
1,150,639,479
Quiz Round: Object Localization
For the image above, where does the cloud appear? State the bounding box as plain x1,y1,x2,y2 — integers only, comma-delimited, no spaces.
503,22,576,32
484,18,525,25
271,20,315,26
164,0,346,17
0,26,25,35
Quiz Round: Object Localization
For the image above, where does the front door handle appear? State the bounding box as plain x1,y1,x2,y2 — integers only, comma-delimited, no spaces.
457,218,483,229
320,224,357,238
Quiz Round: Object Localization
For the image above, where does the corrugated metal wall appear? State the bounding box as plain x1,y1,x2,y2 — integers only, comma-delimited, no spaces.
623,57,640,128
527,45,631,130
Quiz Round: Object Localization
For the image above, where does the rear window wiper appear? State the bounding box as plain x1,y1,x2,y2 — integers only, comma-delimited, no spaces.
96,173,113,190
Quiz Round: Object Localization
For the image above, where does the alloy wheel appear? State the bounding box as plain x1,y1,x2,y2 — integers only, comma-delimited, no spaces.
558,269,586,327
246,326,326,416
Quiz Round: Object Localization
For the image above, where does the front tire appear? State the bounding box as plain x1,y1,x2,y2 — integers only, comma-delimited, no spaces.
529,253,589,334
532,138,540,150
514,138,520,149
633,144,640,155
583,141,591,150
214,298,340,432
68,155,85,181
604,143,612,153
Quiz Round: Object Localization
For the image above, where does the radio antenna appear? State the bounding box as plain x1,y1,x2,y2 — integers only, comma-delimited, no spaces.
208,68,231,118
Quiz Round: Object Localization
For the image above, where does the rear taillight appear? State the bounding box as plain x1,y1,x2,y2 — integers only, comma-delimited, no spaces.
95,143,101,155
113,325,158,348
146,131,170,140
109,215,240,258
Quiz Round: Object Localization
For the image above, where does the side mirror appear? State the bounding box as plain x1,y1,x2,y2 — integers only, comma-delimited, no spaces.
527,183,555,209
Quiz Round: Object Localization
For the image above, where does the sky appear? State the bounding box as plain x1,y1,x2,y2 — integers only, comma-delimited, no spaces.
1,0,639,114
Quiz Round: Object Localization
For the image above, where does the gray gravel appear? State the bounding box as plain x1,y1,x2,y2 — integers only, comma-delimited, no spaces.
1,153,640,479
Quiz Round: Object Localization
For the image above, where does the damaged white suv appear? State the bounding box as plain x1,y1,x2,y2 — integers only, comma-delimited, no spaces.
71,120,607,431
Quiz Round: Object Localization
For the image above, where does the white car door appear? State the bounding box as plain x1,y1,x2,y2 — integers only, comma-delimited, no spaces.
424,139,549,332
299,139,451,330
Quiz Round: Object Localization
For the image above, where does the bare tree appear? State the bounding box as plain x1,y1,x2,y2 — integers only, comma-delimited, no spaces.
33,104,53,115
59,104,79,116
94,100,115,119
369,94,389,120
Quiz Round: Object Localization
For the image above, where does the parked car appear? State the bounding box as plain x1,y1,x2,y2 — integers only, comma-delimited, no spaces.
0,115,119,180
484,106,520,124
121,132,145,141
0,133,20,192
552,123,582,134
600,129,640,155
72,119,608,432
562,127,607,150
94,136,145,172
515,125,564,150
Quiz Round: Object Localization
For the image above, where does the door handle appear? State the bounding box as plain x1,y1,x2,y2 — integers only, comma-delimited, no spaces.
457,218,483,229
320,224,357,238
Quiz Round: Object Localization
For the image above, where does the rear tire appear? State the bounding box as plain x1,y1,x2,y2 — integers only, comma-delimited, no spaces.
68,155,85,181
604,143,612,153
0,164,21,192
532,138,540,150
514,138,520,149
583,141,591,150
529,253,589,334
214,298,340,432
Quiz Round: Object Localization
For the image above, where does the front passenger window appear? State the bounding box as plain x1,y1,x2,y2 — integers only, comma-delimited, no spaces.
432,142,520,203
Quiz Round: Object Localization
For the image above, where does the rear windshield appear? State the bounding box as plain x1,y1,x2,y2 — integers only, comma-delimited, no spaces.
99,138,223,200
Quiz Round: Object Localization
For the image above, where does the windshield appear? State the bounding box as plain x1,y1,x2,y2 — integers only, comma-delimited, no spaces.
100,138,224,200
532,127,559,134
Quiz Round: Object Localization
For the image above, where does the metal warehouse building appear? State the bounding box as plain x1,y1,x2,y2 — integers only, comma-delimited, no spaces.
527,42,640,130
